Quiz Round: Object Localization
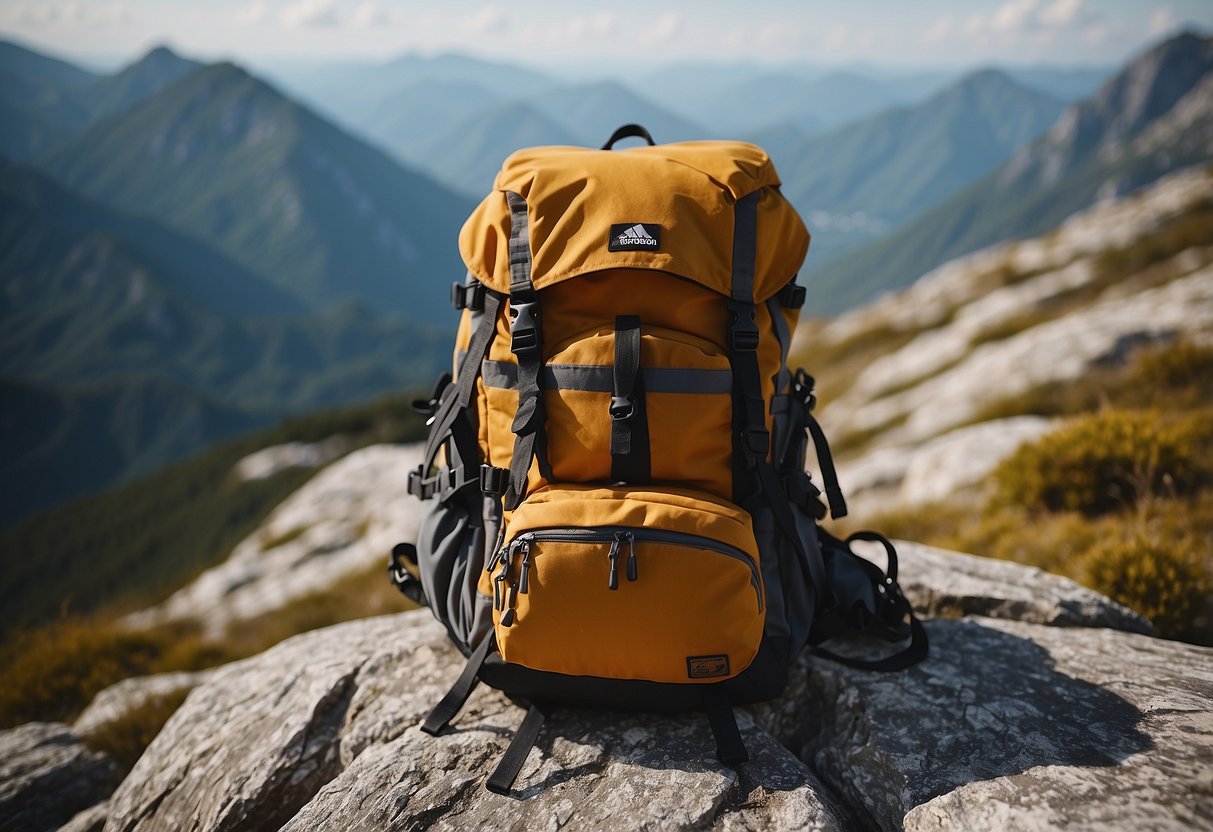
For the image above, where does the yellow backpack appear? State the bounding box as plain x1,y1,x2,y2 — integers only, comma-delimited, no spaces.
390,124,927,794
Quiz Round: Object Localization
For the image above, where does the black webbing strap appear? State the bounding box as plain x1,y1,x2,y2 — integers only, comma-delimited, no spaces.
702,687,748,765
503,190,545,511
415,291,503,497
486,701,553,795
806,413,847,519
420,630,496,736
725,190,827,608
610,315,651,483
813,616,929,672
789,369,846,519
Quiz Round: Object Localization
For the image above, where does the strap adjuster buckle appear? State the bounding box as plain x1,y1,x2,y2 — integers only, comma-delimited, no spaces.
741,426,769,458
793,368,817,412
777,282,806,309
451,281,486,311
407,465,425,498
609,396,635,421
480,464,509,496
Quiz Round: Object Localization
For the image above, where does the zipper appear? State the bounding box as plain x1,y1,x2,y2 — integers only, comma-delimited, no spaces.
505,526,763,610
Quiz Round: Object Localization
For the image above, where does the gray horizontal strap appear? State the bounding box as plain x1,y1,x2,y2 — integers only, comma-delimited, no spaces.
482,361,731,394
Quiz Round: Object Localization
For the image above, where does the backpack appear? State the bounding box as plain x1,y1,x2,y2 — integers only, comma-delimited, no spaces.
389,124,927,795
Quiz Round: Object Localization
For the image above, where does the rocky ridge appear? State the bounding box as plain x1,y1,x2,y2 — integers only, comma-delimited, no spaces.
6,546,1207,831
801,164,1213,513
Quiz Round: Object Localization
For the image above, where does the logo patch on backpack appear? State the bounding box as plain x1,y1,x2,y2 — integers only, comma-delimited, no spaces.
608,223,661,251
686,654,730,678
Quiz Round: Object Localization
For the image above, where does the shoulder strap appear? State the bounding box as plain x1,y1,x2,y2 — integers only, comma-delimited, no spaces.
410,289,503,501
725,191,827,609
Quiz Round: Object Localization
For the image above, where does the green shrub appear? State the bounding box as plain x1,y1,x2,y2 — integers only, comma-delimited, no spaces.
1084,535,1210,639
0,617,176,728
993,411,1202,515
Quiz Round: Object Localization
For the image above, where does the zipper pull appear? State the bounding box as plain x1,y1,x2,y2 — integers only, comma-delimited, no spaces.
625,532,638,582
518,539,533,594
501,579,519,627
486,544,506,574
607,533,622,590
493,569,506,611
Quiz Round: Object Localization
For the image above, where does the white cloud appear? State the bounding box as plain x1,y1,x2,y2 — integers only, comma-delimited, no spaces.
647,11,680,43
1148,6,1178,36
281,0,341,29
235,1,271,26
963,0,1104,40
465,6,509,34
351,2,391,28
922,14,955,43
12,1,132,27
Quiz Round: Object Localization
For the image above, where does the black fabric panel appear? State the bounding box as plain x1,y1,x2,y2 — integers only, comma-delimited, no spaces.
610,315,651,483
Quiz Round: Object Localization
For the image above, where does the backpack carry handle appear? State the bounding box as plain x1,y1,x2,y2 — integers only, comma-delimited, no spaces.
601,123,656,150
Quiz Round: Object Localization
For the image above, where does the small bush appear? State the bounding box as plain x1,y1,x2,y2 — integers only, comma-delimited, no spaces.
0,617,175,728
1084,535,1210,638
993,411,1202,516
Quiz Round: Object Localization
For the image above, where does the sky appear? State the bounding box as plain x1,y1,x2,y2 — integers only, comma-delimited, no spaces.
2,0,1211,71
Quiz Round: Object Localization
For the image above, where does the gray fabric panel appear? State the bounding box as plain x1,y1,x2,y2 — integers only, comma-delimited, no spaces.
504,191,532,294
481,361,732,394
730,190,760,302
766,295,792,399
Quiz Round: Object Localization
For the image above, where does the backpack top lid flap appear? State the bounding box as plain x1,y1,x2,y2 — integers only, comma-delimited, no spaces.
458,140,810,303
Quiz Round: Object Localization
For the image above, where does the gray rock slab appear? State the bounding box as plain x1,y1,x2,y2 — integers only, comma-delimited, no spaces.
889,541,1152,633
73,671,214,739
104,611,846,831
56,800,108,832
753,617,1213,831
0,723,121,832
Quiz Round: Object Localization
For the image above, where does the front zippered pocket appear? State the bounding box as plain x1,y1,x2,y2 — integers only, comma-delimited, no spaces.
500,527,763,610
491,484,765,684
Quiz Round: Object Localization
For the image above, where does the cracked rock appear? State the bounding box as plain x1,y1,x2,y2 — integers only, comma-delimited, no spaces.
104,611,846,831
753,617,1213,831
0,723,121,832
889,541,1152,634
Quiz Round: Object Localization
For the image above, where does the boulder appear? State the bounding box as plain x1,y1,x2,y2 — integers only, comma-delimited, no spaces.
754,617,1213,831
73,671,214,739
104,611,848,831
56,801,108,832
891,541,1152,634
0,723,121,832
123,444,423,636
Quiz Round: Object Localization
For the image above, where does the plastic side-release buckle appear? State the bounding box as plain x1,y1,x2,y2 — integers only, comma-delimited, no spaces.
508,300,541,357
727,302,760,351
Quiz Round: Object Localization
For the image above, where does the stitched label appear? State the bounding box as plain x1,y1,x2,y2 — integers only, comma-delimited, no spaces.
686,654,730,678
608,223,661,251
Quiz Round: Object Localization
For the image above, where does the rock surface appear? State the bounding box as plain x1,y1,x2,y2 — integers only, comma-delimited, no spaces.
841,416,1055,510
104,612,847,831
0,541,1201,831
754,618,1213,831
73,671,215,739
0,722,121,832
123,443,423,636
890,541,1152,634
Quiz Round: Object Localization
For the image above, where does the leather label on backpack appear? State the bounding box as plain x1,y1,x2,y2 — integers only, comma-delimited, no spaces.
686,654,730,678
608,223,661,252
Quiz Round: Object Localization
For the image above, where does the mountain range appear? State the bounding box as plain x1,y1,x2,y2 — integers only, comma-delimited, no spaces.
768,68,1067,262
0,30,1206,525
812,31,1213,313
